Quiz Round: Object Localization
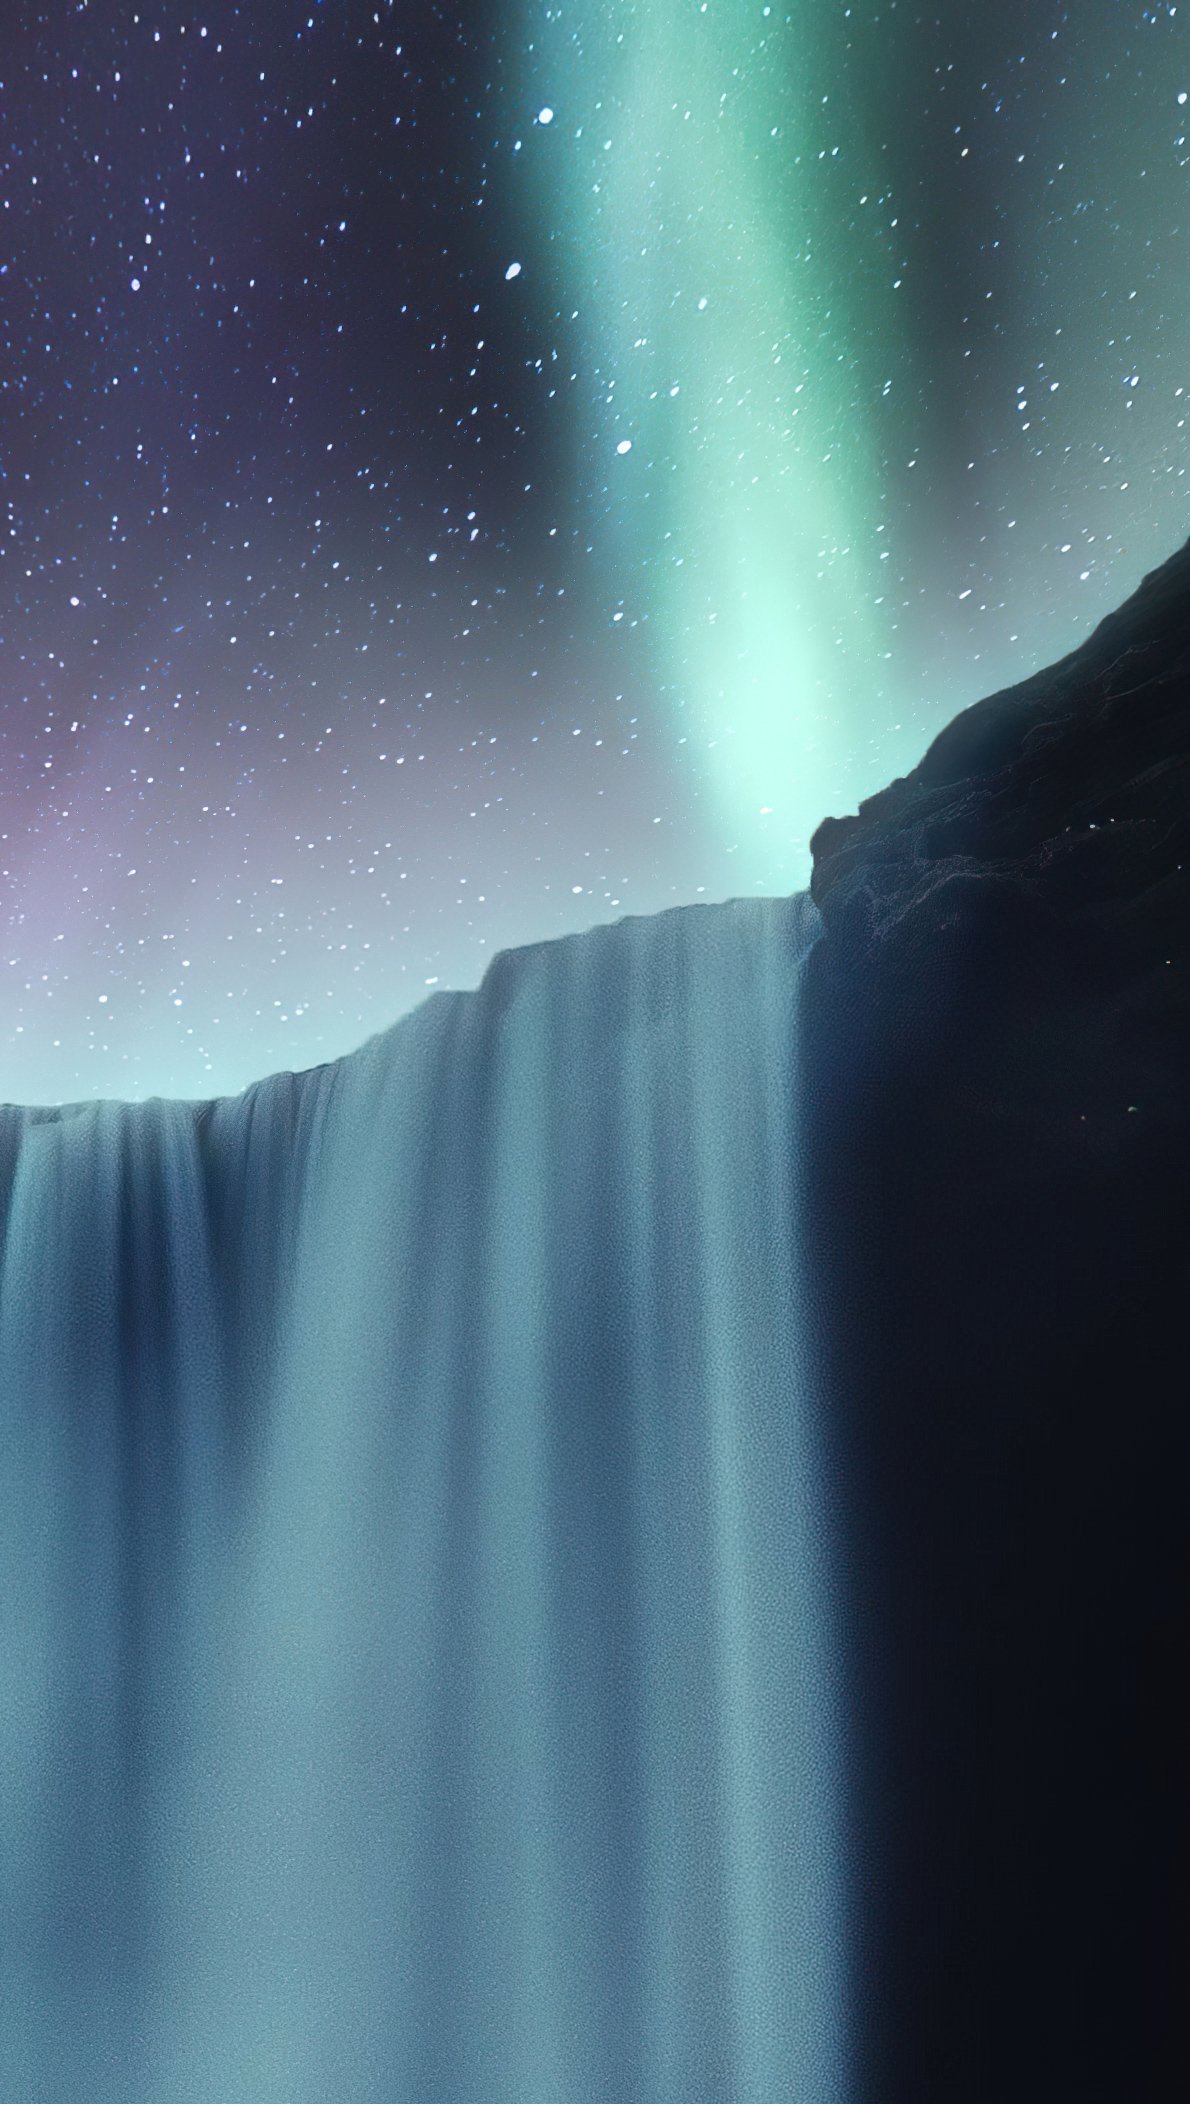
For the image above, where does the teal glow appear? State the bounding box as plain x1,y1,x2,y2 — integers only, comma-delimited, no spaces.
523,1,898,878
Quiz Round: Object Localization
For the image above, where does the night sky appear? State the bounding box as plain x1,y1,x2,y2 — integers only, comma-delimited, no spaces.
2,0,1188,1104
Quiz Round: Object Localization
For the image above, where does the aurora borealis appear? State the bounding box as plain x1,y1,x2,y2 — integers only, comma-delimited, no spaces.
3,0,1189,1104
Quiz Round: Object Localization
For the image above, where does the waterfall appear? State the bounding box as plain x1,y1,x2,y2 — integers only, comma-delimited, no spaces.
1,892,846,2102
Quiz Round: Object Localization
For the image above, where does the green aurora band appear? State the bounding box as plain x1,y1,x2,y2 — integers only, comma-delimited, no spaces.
522,0,906,878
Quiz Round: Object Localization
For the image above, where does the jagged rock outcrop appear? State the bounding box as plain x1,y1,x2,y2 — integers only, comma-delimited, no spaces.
802,541,1190,2102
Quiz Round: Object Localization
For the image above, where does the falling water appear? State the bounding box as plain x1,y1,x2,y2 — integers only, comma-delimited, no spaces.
1,892,846,2102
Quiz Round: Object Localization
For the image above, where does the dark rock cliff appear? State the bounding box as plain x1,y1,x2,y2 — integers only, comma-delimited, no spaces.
802,540,1190,2100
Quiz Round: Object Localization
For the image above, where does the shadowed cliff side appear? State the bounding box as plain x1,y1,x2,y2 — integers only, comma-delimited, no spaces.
802,536,1190,2100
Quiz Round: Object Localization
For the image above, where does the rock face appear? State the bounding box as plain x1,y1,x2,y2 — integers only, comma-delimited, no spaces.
802,541,1190,2101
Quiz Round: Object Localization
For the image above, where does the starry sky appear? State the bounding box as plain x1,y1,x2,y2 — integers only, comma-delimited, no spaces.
2,0,1188,1105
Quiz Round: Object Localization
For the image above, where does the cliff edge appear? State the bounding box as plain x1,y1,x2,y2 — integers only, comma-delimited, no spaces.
803,540,1190,2102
